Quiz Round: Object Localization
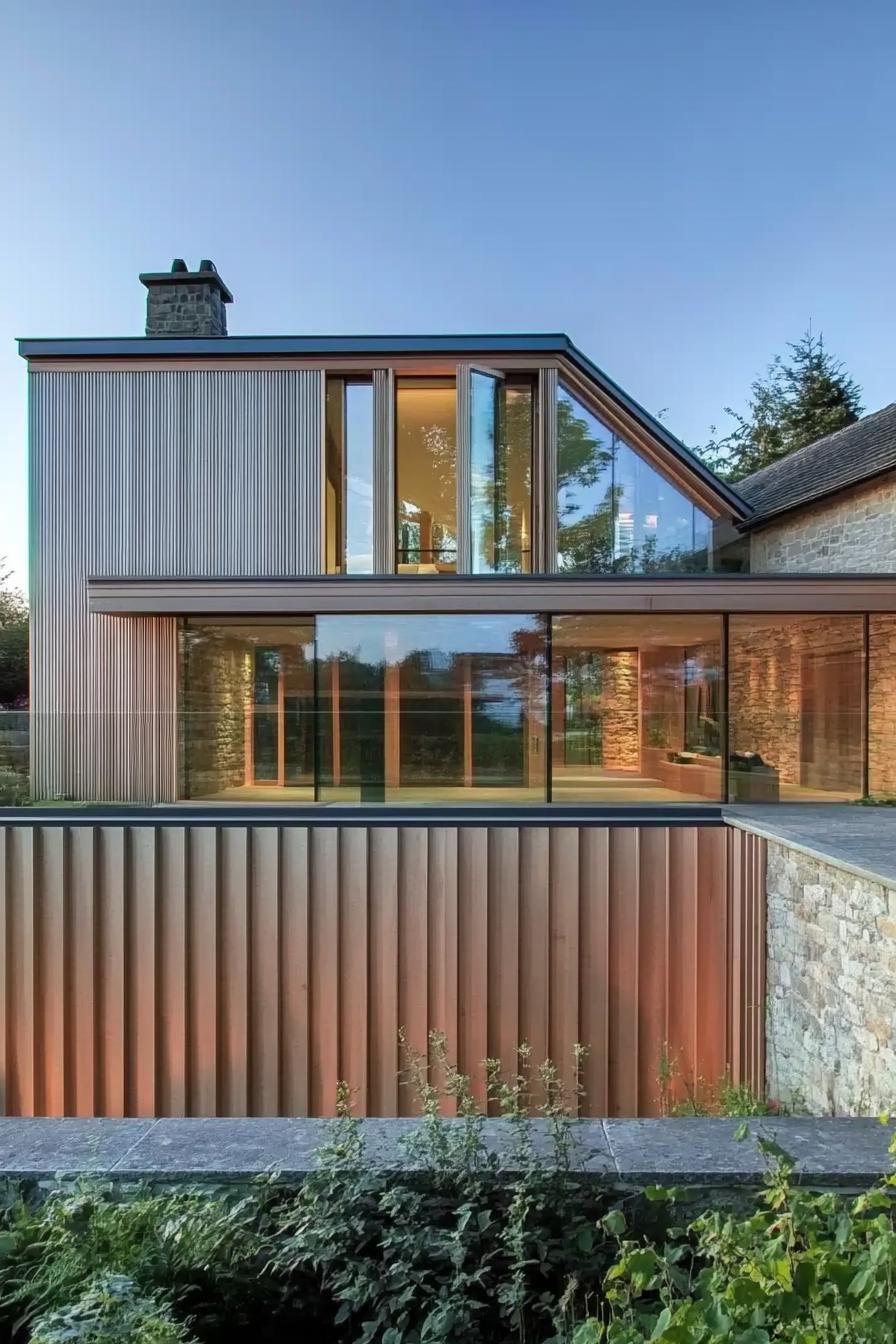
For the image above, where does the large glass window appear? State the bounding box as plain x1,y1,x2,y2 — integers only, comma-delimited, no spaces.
395,377,457,572
551,615,724,803
728,616,865,802
179,620,315,800
177,611,885,806
470,372,533,574
325,378,374,574
316,614,547,802
556,385,712,573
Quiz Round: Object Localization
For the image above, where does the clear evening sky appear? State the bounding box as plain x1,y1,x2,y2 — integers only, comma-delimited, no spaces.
1,0,894,585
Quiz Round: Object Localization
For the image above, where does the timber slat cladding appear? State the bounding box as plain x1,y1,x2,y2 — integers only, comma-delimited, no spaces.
0,823,766,1118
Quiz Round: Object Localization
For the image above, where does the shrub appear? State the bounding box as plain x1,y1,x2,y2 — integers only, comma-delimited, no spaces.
272,1034,614,1342
29,1274,192,1344
574,1129,896,1342
0,1180,311,1342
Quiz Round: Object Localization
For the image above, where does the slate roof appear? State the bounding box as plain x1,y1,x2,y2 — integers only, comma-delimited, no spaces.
738,403,896,527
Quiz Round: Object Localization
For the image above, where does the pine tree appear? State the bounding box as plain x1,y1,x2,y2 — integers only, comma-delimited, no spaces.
699,329,863,482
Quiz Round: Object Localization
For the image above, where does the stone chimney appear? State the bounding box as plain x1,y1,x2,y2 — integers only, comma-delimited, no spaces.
139,258,233,336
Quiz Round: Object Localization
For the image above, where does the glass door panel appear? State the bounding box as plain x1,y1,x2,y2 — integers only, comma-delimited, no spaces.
252,645,314,787
466,367,532,573
470,368,503,574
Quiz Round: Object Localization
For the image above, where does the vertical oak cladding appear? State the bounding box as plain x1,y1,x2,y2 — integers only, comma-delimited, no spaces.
0,821,766,1118
29,368,325,802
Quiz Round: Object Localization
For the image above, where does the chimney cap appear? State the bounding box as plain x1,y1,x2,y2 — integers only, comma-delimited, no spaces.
139,259,233,303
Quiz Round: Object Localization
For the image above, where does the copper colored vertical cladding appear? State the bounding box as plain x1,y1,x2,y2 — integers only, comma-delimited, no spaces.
0,821,766,1119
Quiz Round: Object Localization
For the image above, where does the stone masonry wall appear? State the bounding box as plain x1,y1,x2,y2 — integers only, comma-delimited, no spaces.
750,474,896,572
766,839,896,1113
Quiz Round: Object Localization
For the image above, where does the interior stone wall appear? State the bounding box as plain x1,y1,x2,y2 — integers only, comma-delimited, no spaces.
180,632,251,798
601,650,640,770
869,616,896,796
728,616,863,786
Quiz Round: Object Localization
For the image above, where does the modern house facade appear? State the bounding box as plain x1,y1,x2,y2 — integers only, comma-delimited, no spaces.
20,262,896,808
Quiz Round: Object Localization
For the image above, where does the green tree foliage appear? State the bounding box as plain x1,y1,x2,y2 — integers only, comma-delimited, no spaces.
699,329,863,482
0,558,28,706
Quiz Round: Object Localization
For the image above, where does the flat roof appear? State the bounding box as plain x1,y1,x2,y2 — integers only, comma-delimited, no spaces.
17,331,750,518
86,572,896,617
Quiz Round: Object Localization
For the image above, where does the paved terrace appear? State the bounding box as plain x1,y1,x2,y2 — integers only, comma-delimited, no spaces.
726,804,896,889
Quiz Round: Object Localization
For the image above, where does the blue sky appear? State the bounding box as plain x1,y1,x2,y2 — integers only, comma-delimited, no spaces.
2,0,894,584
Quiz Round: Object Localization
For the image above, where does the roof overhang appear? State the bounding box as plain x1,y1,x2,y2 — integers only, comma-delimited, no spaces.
87,574,896,617
18,331,751,523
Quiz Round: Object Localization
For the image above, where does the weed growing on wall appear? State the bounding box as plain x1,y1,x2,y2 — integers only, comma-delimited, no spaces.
274,1033,613,1342
657,1043,781,1118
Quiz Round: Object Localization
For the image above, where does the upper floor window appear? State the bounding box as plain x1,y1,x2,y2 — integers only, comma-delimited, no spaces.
556,384,711,573
470,371,533,574
325,377,374,573
396,376,457,573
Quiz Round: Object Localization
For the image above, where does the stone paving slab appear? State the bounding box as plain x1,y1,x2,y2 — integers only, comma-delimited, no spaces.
0,1117,888,1186
603,1117,895,1186
111,1116,615,1178
0,1119,155,1176
725,805,896,888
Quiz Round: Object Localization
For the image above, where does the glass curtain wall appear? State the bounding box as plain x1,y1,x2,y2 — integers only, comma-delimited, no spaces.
179,620,316,800
178,613,893,805
551,615,724,802
316,614,547,802
728,615,865,801
556,385,712,573
869,616,896,797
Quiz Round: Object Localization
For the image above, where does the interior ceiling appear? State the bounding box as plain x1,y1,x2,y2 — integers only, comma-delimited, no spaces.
551,615,722,651
396,385,456,509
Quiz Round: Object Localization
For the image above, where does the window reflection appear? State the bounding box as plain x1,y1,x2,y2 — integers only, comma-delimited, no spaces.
179,621,315,800
869,616,896,798
316,614,547,802
325,378,374,574
556,385,711,573
729,616,864,801
551,615,724,802
395,378,457,572
470,373,533,574
177,613,880,807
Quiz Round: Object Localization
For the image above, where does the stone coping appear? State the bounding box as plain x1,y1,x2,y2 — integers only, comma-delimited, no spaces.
725,805,896,891
0,1117,890,1188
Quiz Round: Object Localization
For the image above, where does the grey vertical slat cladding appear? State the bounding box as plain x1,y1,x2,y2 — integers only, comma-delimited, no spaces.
373,369,395,572
539,368,558,572
30,368,324,802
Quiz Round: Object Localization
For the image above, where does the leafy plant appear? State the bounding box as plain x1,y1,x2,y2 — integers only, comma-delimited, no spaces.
575,1126,896,1342
273,1033,612,1343
657,1046,779,1118
0,1180,308,1342
29,1273,193,1343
